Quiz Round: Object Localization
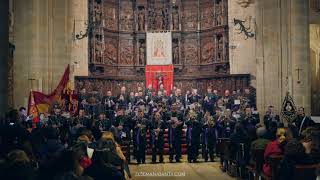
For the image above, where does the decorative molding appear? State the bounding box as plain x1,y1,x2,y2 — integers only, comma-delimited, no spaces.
236,0,253,8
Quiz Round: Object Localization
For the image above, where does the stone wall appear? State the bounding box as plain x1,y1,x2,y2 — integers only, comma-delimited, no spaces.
11,0,313,118
228,0,256,87
12,0,88,108
255,0,311,116
310,24,320,115
229,0,312,117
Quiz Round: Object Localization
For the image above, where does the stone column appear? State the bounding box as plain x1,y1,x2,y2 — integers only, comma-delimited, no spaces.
290,0,310,114
255,0,310,118
0,0,9,115
13,0,74,108
228,0,256,87
69,0,88,89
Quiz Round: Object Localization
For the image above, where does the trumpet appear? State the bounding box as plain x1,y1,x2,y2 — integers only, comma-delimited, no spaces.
153,121,162,140
204,115,215,127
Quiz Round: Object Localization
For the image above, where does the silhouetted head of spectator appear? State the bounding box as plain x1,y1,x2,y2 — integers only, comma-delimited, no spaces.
284,139,305,158
45,127,60,140
268,121,278,131
6,109,20,124
256,127,267,138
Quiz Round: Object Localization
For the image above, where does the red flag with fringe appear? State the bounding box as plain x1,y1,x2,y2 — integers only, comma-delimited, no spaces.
27,65,71,122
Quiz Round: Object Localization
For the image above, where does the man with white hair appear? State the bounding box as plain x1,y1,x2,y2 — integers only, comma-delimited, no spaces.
189,88,201,104
169,88,185,107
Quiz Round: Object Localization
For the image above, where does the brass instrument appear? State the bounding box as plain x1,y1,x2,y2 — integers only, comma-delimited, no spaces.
206,115,215,127
153,120,162,141
136,118,147,136
170,117,182,129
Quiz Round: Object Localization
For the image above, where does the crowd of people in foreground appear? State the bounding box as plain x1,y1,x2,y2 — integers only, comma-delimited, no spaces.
0,85,318,180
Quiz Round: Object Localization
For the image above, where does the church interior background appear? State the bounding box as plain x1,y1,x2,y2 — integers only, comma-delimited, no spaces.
0,0,319,127
2,0,319,120
0,0,320,180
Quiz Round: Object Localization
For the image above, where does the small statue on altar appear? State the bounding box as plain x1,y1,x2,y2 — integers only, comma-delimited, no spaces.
156,72,166,94
159,84,165,94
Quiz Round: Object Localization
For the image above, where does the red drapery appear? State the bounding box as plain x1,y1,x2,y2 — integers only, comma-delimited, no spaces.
145,65,174,95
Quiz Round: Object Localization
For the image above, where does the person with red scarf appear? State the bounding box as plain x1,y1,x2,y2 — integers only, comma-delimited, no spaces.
263,128,287,177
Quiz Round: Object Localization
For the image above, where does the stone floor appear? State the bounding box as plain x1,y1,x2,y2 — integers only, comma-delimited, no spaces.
129,155,235,180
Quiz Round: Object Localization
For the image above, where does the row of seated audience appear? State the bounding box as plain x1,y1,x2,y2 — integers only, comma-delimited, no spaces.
219,118,320,180
0,109,128,180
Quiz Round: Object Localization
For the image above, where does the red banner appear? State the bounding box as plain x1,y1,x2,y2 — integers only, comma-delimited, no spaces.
145,65,174,95
27,65,77,122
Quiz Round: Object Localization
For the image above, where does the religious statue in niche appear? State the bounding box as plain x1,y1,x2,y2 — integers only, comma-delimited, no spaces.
139,41,145,65
94,43,103,63
217,35,223,61
105,7,117,30
173,44,179,64
201,41,214,64
105,42,117,65
172,6,179,30
138,8,145,31
120,44,134,65
120,8,133,31
184,10,197,30
202,7,213,29
148,4,169,31
172,40,179,64
155,11,164,30
93,1,102,23
215,2,223,26
95,50,103,64
184,40,198,64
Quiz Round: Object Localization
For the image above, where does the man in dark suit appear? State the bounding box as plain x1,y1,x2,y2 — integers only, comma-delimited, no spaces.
263,105,280,130
292,107,315,135
102,90,116,120
150,111,166,163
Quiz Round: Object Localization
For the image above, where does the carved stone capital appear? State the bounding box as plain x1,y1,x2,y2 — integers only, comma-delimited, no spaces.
236,0,253,8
